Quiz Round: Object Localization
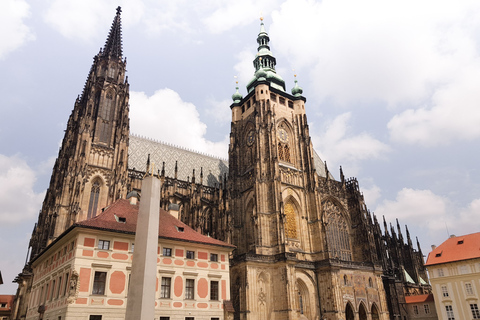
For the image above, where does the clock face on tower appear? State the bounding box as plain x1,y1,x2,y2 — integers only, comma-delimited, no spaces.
246,130,255,146
277,128,288,143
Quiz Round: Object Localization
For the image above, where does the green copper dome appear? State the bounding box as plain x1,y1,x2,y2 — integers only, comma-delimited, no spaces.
232,85,243,103
291,78,303,96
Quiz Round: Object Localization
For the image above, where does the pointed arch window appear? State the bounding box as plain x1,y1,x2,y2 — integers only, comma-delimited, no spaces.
326,208,352,261
284,202,297,239
87,180,101,219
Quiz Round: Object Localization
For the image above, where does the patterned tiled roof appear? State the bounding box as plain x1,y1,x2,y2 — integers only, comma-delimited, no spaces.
128,134,332,186
129,135,228,187
425,232,480,266
76,199,235,249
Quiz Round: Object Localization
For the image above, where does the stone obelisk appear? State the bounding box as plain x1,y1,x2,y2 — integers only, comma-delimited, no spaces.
125,175,161,320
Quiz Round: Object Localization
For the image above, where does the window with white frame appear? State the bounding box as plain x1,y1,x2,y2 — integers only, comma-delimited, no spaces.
438,268,445,277
424,304,430,314
471,304,480,319
466,282,475,295
445,305,455,320
413,305,418,314
210,281,219,300
160,277,171,299
92,271,107,295
162,247,172,257
185,279,195,300
98,240,110,250
442,285,449,297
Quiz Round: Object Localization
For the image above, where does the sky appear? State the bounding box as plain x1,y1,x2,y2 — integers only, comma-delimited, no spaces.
1,0,479,294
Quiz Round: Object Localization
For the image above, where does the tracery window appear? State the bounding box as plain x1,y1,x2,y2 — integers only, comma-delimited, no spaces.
325,204,352,261
278,143,291,162
284,202,297,239
87,180,101,219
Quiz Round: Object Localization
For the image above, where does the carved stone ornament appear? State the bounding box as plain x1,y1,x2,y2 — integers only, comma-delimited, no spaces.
67,270,79,304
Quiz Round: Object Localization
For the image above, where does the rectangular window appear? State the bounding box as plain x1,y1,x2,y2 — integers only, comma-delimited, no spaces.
185,279,195,300
445,305,455,320
162,248,172,257
413,306,418,314
56,277,62,299
442,285,449,297
459,265,469,274
210,253,218,262
98,240,110,250
438,268,445,277
210,281,219,300
186,250,195,259
51,280,55,301
471,304,480,319
466,282,475,295
186,317,194,320
131,243,134,252
160,277,171,299
63,273,69,297
92,271,107,295
89,316,102,320
160,318,170,320
424,304,430,314
44,284,49,303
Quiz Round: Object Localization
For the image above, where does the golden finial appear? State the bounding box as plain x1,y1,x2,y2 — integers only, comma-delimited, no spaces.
260,12,263,21
234,75,238,85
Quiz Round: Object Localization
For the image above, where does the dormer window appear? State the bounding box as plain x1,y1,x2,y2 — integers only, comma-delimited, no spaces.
457,240,464,244
176,226,184,232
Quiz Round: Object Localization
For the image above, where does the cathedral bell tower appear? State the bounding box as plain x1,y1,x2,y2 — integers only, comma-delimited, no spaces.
228,18,322,320
29,7,130,259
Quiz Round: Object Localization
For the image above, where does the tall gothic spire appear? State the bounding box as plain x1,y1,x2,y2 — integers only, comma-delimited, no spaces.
102,6,123,58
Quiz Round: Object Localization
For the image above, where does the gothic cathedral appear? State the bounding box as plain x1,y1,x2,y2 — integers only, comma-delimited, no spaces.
14,8,430,320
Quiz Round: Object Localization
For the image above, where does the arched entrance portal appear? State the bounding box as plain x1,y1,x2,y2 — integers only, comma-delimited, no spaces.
371,303,380,320
345,302,354,320
359,303,367,320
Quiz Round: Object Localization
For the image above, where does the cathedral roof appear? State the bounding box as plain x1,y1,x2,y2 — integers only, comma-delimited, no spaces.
128,134,228,187
76,199,235,249
425,232,480,266
128,134,333,184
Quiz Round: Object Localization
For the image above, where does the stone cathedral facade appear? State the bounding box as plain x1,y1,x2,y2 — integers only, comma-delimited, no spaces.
13,8,431,320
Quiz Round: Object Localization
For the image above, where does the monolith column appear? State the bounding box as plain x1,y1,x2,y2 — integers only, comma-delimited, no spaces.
125,175,161,320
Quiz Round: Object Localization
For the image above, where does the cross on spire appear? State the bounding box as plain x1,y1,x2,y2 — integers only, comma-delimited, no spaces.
102,6,123,58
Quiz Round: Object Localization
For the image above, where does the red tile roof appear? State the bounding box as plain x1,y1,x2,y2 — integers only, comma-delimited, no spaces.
76,199,235,249
425,232,480,266
0,295,14,308
405,293,434,304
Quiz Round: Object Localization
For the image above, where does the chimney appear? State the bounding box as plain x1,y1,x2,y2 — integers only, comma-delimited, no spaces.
449,234,456,238
127,190,140,205
431,245,436,251
168,203,180,219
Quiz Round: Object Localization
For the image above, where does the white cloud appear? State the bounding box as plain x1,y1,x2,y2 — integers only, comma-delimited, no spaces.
0,0,34,59
311,112,390,174
374,188,480,246
44,0,145,41
388,65,480,145
0,154,45,224
362,184,381,207
202,0,277,34
130,89,228,158
234,49,256,90
205,97,232,125
268,0,480,145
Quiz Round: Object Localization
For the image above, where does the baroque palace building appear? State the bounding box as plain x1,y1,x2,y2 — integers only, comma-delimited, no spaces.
13,7,431,320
